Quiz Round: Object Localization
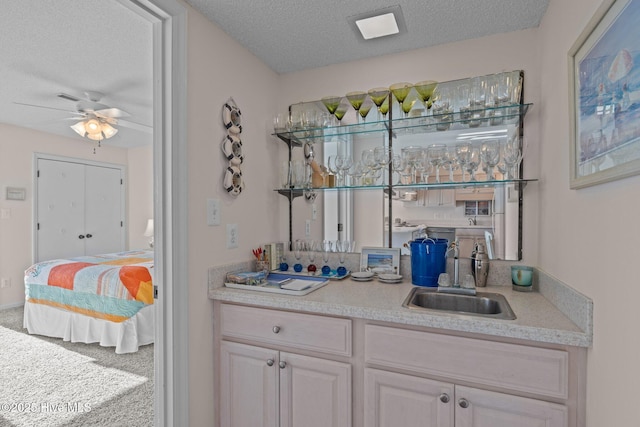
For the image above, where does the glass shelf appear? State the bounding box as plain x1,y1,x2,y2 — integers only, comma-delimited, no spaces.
273,103,532,146
275,178,537,194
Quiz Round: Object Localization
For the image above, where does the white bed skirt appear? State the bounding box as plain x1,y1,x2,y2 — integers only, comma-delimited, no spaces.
23,302,154,354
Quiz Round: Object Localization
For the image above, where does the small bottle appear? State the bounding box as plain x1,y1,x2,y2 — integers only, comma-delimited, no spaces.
474,243,489,287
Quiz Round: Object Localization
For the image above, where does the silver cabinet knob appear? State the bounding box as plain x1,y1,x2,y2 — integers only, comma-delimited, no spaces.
439,393,450,403
272,326,281,334
266,359,274,367
279,361,287,369
458,398,469,409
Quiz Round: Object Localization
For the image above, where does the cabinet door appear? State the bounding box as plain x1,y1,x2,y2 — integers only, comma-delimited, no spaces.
440,189,455,207
454,386,567,427
220,341,278,427
280,352,351,427
364,368,454,427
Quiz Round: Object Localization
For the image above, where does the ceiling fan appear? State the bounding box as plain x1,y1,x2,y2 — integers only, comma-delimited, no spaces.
14,91,152,141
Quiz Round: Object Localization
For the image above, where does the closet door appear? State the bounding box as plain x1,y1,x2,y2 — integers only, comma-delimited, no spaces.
36,159,87,261
36,157,125,262
84,165,124,255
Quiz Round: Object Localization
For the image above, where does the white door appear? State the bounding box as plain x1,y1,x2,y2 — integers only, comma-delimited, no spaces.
219,341,278,427
365,368,454,427
454,386,568,427
84,164,124,255
36,157,125,261
280,352,351,427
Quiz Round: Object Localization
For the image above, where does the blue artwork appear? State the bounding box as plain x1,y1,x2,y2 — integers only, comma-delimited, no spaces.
578,0,640,166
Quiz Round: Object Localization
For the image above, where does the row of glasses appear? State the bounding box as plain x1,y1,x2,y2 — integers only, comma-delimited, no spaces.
395,138,523,184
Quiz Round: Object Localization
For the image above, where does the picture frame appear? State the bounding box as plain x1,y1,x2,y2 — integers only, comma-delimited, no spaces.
568,0,640,189
359,247,400,275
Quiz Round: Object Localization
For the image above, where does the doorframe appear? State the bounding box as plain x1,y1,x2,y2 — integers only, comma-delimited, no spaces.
32,153,127,263
118,0,189,425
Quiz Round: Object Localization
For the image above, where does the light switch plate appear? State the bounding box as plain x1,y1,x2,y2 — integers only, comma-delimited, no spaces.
207,198,221,226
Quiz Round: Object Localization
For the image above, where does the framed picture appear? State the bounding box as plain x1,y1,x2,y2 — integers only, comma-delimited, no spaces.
568,0,640,188
360,247,400,275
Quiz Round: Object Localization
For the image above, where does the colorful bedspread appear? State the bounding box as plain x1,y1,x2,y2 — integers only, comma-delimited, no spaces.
24,250,154,323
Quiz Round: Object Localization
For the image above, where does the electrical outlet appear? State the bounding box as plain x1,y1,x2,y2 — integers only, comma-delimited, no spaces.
206,198,221,226
0,278,10,288
226,224,238,248
305,219,311,237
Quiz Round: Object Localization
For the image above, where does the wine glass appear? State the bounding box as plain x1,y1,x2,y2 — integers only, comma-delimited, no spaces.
465,144,481,182
348,160,366,186
337,240,353,276
389,82,413,117
391,154,404,185
455,143,472,182
293,240,304,272
368,87,390,120
432,86,453,131
401,93,418,118
321,240,333,275
502,137,523,179
414,80,438,111
480,139,501,180
306,240,317,273
334,100,349,125
379,96,390,120
441,146,459,182
339,156,353,186
427,144,446,183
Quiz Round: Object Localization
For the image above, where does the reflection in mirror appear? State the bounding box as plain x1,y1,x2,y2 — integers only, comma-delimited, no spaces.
286,73,525,261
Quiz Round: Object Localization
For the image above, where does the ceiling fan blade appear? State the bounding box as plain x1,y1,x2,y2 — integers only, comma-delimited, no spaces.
57,93,82,102
116,119,153,134
95,107,131,118
13,101,81,115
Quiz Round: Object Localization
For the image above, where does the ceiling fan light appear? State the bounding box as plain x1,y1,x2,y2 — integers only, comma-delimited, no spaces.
70,121,87,137
101,123,118,139
84,118,102,135
86,132,104,141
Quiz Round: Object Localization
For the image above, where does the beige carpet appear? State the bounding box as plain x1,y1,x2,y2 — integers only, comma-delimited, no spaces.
0,306,153,427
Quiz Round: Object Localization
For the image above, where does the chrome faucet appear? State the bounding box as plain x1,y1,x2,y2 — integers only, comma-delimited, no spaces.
468,216,477,225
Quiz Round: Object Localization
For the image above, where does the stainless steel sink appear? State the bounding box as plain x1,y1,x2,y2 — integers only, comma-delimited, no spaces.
402,287,516,320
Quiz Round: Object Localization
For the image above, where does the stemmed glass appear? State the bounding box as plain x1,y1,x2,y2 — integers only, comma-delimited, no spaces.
480,139,501,180
358,98,374,123
465,144,481,182
348,161,365,186
368,87,390,120
306,240,317,273
441,146,459,182
374,147,392,184
334,100,349,125
321,96,342,124
427,144,446,183
379,96,390,120
502,137,523,179
321,240,333,275
361,149,378,185
414,80,438,111
391,155,405,185
389,82,413,117
401,93,418,118
346,91,367,117
337,240,354,276
455,143,472,182
293,240,304,272
339,156,353,186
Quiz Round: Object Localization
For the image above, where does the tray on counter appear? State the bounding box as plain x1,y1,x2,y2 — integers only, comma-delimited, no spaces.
271,269,351,280
224,273,330,296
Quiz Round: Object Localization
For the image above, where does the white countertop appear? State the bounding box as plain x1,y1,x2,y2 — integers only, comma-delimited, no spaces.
209,278,591,348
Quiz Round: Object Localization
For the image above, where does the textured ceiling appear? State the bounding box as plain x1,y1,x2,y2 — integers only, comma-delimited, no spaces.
185,0,550,74
1,0,549,148
0,0,152,148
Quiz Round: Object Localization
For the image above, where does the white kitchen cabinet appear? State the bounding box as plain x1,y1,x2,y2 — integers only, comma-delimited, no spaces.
455,187,494,201
218,305,352,427
365,368,566,427
426,188,455,207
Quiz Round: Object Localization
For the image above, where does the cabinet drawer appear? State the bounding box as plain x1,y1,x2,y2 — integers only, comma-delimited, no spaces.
221,304,352,357
365,325,568,399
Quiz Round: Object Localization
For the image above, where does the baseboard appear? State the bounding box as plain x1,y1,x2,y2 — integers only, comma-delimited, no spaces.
0,301,25,311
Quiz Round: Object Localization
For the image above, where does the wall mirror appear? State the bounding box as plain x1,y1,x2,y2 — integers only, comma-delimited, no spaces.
280,71,528,261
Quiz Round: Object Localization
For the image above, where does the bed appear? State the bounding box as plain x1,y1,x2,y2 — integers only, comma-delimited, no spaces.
23,249,154,354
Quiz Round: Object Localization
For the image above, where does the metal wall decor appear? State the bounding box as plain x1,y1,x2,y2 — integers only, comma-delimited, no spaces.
221,97,244,196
